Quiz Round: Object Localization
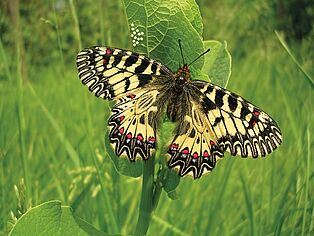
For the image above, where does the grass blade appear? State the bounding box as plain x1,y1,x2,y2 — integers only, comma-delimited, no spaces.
152,215,189,236
301,128,310,236
240,173,257,236
275,31,314,89
28,83,81,169
69,0,82,50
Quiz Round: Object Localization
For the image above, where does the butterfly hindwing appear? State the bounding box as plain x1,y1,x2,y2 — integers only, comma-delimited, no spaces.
167,89,224,178
168,103,224,178
76,46,169,100
167,80,282,179
108,87,163,161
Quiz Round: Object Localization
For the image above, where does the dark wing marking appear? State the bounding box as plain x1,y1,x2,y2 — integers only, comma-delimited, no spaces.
108,86,167,161
167,89,224,178
76,46,172,100
191,80,282,157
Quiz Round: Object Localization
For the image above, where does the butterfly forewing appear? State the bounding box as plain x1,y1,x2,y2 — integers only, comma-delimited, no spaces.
195,81,282,157
76,46,171,100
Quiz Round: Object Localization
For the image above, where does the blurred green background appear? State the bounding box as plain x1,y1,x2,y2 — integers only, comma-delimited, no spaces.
0,0,313,235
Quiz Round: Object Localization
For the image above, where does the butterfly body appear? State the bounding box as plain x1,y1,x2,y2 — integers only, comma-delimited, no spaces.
77,46,282,179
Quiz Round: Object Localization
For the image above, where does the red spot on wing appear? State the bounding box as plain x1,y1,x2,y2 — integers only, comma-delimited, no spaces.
119,127,124,134
127,94,136,99
192,152,199,159
252,121,257,126
253,111,260,117
119,116,125,122
210,140,215,146
137,134,144,141
182,149,189,155
148,137,156,142
106,48,112,54
103,59,107,65
126,133,132,139
170,143,179,151
171,143,178,148
203,150,209,157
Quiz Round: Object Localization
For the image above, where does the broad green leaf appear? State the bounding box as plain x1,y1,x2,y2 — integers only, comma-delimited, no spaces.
9,200,106,236
155,119,177,164
162,169,180,200
201,40,232,88
160,119,177,144
124,0,204,74
177,0,203,35
157,120,180,200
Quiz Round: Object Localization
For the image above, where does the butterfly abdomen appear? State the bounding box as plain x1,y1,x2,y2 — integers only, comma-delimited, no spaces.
166,88,189,122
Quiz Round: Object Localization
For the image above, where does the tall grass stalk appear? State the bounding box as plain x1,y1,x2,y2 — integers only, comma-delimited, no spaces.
16,42,31,208
152,215,189,236
301,128,310,236
134,157,155,235
28,84,81,169
240,174,257,236
69,0,82,50
275,31,314,89
0,38,12,82
98,0,105,45
53,0,65,75
88,139,119,233
84,98,119,233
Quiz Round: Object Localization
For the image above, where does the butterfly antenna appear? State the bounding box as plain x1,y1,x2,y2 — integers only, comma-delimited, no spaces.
188,48,211,66
178,39,185,65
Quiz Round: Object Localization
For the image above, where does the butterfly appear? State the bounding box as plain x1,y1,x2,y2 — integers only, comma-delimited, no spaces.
76,45,282,179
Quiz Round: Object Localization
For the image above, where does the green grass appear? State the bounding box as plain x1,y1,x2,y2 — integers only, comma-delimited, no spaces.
0,0,313,235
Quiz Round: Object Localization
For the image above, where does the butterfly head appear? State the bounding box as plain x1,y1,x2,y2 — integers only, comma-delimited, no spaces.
175,64,190,82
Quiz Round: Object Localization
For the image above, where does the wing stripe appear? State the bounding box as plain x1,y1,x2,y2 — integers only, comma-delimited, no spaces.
124,52,139,67
228,95,238,112
135,59,150,73
214,89,224,108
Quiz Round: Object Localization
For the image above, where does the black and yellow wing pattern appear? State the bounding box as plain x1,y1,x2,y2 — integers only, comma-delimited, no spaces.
77,47,171,160
76,46,282,179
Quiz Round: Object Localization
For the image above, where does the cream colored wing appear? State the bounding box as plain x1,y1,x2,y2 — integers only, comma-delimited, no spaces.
108,87,163,161
168,95,224,178
76,46,171,100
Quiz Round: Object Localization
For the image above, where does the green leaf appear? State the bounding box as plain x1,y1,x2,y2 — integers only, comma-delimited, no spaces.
160,119,177,144
9,200,106,236
156,120,180,200
105,132,143,178
163,169,180,200
201,40,232,88
124,0,204,74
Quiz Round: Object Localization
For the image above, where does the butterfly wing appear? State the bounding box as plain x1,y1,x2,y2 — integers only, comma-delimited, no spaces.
108,86,169,161
76,46,172,100
168,80,282,178
76,46,172,161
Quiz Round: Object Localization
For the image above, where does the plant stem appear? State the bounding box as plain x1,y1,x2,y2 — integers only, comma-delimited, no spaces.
134,157,155,235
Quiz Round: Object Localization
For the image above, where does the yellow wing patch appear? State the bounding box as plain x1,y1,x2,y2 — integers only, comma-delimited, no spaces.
108,88,161,161
168,101,224,179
